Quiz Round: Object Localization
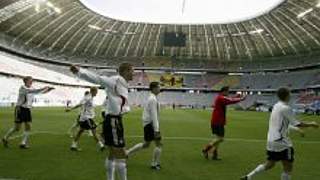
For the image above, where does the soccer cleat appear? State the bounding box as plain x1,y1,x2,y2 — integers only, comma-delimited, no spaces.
151,164,161,170
2,138,8,148
202,149,209,159
240,175,249,180
19,144,29,149
212,156,222,161
70,147,81,152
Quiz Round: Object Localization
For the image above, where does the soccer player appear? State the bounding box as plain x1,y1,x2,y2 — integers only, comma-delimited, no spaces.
70,63,133,180
126,82,162,170
240,87,319,180
202,86,246,160
68,91,90,138
66,87,104,151
2,76,54,149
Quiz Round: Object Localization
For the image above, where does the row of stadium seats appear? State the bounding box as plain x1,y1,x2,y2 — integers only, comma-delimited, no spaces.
1,50,319,91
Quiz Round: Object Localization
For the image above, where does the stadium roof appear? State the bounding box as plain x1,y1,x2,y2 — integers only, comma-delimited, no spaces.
0,0,320,68
79,0,285,24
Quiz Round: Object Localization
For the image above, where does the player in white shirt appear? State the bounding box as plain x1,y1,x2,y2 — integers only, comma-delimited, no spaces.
66,87,104,151
70,63,133,180
68,91,90,138
240,87,318,180
127,82,162,170
2,76,54,149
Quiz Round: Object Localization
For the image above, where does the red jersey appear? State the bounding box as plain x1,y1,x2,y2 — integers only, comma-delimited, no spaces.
211,94,242,126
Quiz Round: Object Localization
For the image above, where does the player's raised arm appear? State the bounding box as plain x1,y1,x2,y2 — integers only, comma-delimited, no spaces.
70,65,113,88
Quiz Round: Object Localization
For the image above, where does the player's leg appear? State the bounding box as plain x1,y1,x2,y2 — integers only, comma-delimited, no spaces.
19,107,32,149
3,122,21,147
20,122,31,149
151,139,162,170
127,123,154,156
110,147,127,180
210,135,224,160
115,158,127,180
203,125,224,159
3,107,24,147
103,115,127,180
91,128,105,150
68,116,80,138
105,156,115,180
281,160,293,180
71,128,84,151
280,147,294,180
240,160,276,180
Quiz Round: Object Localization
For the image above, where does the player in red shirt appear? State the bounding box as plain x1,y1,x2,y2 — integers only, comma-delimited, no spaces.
202,86,246,160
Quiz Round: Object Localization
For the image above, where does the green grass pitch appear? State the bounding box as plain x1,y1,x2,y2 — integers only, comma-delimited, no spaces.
0,107,319,180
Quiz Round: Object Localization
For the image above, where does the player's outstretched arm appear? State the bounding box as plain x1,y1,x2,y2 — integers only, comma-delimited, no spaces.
70,65,113,88
297,121,319,128
65,104,81,112
43,86,55,93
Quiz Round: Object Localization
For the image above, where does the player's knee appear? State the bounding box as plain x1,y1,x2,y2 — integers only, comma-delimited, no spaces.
265,161,275,170
116,159,127,169
217,138,224,143
105,158,114,169
155,141,162,147
143,142,151,148
283,163,293,173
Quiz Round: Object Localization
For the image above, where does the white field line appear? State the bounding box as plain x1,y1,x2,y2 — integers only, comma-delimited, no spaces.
8,131,320,144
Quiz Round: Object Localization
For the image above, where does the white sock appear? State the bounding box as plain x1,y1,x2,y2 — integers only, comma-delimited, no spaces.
71,141,78,148
247,164,266,179
281,172,291,180
98,141,104,148
4,128,16,140
115,159,127,180
127,143,143,156
21,131,30,145
105,158,115,180
152,147,162,166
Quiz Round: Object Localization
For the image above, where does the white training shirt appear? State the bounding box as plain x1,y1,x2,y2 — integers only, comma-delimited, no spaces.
77,69,130,115
79,94,95,121
267,101,301,152
101,97,108,112
142,93,160,132
16,85,46,108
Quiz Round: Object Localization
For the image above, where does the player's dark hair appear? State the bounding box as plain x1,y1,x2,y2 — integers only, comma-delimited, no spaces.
118,62,133,75
149,81,160,90
23,76,32,84
277,87,290,101
90,87,98,93
220,86,229,93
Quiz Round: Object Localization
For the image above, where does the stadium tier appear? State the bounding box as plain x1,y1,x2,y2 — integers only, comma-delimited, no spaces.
0,0,320,70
